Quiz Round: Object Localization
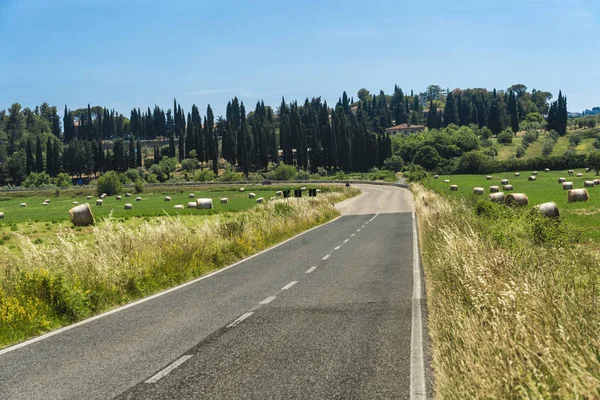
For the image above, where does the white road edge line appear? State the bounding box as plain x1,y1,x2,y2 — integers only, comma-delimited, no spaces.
410,211,426,400
305,266,317,274
343,239,349,243
322,254,330,260
334,246,341,251
0,215,344,357
145,355,193,384
227,312,254,328
281,281,297,290
259,296,276,305
357,229,361,232
351,233,355,237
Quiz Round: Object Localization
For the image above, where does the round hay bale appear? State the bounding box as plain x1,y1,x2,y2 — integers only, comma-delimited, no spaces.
72,201,79,205
450,185,458,191
174,205,184,210
136,197,142,202
86,196,92,200
434,175,439,179
189,194,195,199
532,171,538,175
503,185,513,191
501,179,509,185
568,169,574,175
534,202,560,218
489,192,506,203
125,193,131,197
584,180,595,188
249,193,256,199
316,189,321,193
256,197,265,203
528,176,537,181
544,168,550,172
577,173,583,177
558,177,566,183
164,196,171,201
42,202,49,206
0,212,4,219
568,188,589,203
197,198,213,209
44,199,50,203
19,203,26,207
489,186,500,193
276,191,283,196
221,197,228,204
486,176,492,180
443,179,450,183
69,203,95,226
116,196,122,200
300,187,306,190
100,193,107,199
505,193,529,207
124,203,132,210
473,187,484,195
594,179,600,185
96,199,103,206
239,188,245,192
586,168,591,172
562,182,573,190
514,172,520,177
187,201,198,209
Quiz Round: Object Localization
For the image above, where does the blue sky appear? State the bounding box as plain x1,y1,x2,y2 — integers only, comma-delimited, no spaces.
0,0,598,116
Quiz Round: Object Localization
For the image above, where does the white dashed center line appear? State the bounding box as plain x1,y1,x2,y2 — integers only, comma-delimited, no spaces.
351,234,355,237
334,246,341,251
145,355,193,384
344,239,349,243
357,229,361,232
281,281,297,290
227,312,254,328
322,254,330,260
259,296,276,305
305,266,317,274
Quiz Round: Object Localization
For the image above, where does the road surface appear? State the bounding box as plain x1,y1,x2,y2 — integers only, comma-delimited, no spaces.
0,184,429,399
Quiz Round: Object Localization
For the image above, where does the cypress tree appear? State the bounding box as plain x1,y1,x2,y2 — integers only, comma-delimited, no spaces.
105,149,112,171
46,137,53,176
509,91,519,134
443,92,459,127
128,135,136,168
178,133,184,162
53,142,61,174
169,134,176,158
136,140,142,167
426,101,437,129
35,136,44,172
487,96,504,135
26,138,34,175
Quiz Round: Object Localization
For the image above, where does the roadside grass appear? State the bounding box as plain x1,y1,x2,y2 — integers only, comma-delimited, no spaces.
0,188,359,348
423,169,600,241
414,184,600,398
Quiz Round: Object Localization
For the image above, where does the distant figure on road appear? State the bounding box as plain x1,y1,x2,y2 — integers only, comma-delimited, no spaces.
345,182,350,187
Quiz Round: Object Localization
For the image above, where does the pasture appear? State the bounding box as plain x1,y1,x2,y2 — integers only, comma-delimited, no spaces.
423,169,600,241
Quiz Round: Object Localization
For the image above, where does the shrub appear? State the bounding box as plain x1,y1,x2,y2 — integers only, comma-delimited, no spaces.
316,167,328,177
146,174,158,183
181,158,198,173
497,130,513,144
195,169,216,182
515,146,526,158
521,130,539,146
271,164,297,181
297,170,310,180
542,141,555,157
382,155,404,172
23,172,52,188
124,168,140,182
134,179,145,194
246,172,264,182
96,171,123,196
569,132,582,146
55,173,72,188
404,164,427,182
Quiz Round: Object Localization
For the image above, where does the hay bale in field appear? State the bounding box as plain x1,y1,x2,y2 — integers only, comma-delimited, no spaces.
189,194,195,199
221,198,228,204
501,179,509,185
586,168,591,172
197,198,213,209
187,201,198,209
532,171,538,175
0,212,4,219
136,197,142,202
434,175,439,179
450,185,458,191
44,199,50,203
505,193,529,207
568,188,589,203
563,182,573,190
300,187,306,190
19,203,26,207
116,196,122,200
558,177,566,183
568,169,574,175
443,179,450,183
584,180,595,188
125,193,131,197
514,172,520,177
486,176,492,180
124,203,132,210
594,179,600,185
72,201,78,205
96,199,103,206
276,191,283,196
489,192,505,203
100,193,107,199
503,184,513,191
316,189,321,193
42,202,49,206
86,196,92,200
490,186,500,193
577,173,583,177
473,187,484,195
528,176,537,181
544,168,550,172
534,202,560,218
249,193,256,199
256,197,265,203
239,188,245,192
164,196,171,201
69,203,95,226
174,205,184,210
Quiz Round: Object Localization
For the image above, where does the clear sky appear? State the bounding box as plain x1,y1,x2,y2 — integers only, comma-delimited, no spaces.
0,0,598,116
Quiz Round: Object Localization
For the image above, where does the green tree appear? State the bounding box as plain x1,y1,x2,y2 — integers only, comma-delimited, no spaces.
413,145,442,171
136,140,142,167
357,88,370,102
96,170,123,195
128,135,136,168
25,138,34,175
586,152,600,175
7,150,27,185
6,103,25,155
509,91,519,134
55,172,71,187
35,135,44,172
443,92,459,127
487,91,504,134
46,137,54,176
497,129,514,144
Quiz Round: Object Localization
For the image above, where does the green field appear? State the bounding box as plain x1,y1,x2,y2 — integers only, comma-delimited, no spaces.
424,169,600,241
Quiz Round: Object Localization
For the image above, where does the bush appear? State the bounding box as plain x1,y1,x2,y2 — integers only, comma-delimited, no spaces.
521,130,539,146
146,174,158,183
246,172,264,182
382,155,404,172
55,173,72,188
194,169,216,182
271,164,297,181
542,141,555,157
134,179,145,193
96,171,123,196
180,158,198,173
404,164,427,182
297,170,310,180
515,146,526,158
569,132,582,146
124,168,140,183
316,167,328,177
23,172,52,188
497,130,514,144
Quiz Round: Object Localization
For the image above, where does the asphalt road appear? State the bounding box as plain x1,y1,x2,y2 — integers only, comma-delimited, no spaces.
0,184,428,399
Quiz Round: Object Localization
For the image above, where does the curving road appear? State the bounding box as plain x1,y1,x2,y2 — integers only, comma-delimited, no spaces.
0,184,429,399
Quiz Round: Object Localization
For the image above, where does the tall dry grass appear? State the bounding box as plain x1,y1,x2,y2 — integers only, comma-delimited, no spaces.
414,184,600,399
0,189,358,347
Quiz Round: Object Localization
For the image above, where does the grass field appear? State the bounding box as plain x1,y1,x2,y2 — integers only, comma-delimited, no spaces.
424,169,600,241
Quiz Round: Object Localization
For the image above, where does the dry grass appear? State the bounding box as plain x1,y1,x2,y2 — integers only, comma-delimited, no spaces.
0,189,359,347
414,184,600,398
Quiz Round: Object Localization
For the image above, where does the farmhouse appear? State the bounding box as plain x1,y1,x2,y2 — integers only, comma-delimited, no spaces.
385,123,426,135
